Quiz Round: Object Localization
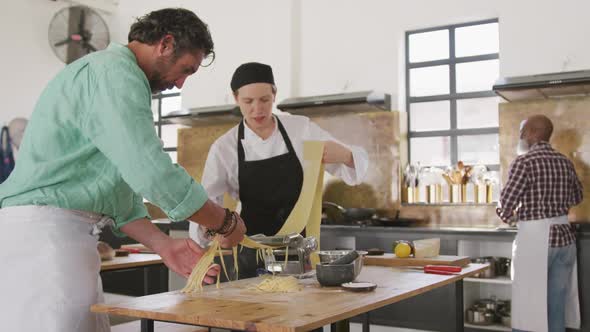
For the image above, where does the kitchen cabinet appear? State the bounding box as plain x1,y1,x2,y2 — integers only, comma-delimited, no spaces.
160,222,590,331
459,238,513,331
321,225,514,332
321,224,590,332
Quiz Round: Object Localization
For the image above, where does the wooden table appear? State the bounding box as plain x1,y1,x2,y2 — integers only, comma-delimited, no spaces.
92,263,488,332
101,254,165,295
101,254,163,272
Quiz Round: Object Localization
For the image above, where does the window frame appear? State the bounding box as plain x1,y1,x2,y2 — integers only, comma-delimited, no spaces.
152,91,182,162
405,18,500,170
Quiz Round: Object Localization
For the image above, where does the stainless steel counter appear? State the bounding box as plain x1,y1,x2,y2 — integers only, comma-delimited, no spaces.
322,224,517,236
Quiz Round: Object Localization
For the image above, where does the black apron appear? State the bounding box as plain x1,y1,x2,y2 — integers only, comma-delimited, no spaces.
229,117,304,279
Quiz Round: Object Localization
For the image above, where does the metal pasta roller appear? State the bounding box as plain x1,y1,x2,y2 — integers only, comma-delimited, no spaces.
250,233,317,276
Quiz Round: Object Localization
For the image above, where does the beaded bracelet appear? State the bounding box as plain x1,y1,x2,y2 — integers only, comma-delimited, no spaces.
205,208,236,237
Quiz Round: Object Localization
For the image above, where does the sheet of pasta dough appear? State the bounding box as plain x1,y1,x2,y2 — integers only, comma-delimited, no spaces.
240,140,325,264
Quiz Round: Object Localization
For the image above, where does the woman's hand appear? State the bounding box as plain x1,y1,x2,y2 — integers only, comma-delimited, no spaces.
322,141,354,168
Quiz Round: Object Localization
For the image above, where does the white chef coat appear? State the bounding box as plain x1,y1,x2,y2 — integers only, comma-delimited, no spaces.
189,113,369,245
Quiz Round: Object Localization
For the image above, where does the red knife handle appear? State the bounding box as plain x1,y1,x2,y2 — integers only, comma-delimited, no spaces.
424,269,457,275
121,248,141,253
424,265,462,273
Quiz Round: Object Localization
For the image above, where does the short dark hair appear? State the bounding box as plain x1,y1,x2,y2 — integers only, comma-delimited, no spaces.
128,8,214,58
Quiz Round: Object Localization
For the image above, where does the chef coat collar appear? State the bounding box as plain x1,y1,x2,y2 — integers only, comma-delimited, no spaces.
243,115,279,143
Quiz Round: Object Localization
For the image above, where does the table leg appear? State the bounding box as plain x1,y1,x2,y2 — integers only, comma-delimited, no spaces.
141,319,154,332
159,263,169,292
330,319,350,332
455,279,464,332
362,313,370,332
143,266,150,295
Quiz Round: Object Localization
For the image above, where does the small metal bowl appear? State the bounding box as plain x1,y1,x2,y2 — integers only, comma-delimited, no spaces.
316,263,355,287
317,250,366,278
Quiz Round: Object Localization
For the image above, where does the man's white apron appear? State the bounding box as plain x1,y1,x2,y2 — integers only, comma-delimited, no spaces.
511,215,580,331
0,205,112,332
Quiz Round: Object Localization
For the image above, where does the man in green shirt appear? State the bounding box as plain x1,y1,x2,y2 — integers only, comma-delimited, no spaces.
0,8,245,332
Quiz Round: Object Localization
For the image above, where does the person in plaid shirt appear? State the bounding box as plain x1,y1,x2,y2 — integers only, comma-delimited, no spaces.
497,114,583,332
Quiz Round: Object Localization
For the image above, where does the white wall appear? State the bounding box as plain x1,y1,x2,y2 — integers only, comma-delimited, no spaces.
0,1,69,125
0,0,292,126
298,0,401,98
298,0,590,110
111,0,293,109
499,0,590,76
2,0,590,124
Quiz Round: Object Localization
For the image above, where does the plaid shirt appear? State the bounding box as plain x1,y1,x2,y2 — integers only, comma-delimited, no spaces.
497,142,583,247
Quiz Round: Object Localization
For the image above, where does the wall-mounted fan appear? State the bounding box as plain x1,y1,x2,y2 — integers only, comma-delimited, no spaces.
48,5,110,64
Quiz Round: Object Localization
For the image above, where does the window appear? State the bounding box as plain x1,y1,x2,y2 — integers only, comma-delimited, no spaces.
406,19,500,169
152,87,188,164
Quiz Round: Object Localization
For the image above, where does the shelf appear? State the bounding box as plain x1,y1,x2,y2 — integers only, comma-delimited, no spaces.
465,322,510,331
464,276,512,285
402,202,497,206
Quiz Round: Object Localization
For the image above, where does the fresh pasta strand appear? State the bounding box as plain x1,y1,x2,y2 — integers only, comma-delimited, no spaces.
183,235,300,293
181,238,220,293
247,275,301,293
217,244,230,282
284,246,289,270
233,246,239,280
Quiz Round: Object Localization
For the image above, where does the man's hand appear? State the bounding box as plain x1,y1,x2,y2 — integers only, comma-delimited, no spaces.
157,238,219,283
219,213,246,248
120,218,219,284
323,141,354,168
188,200,247,244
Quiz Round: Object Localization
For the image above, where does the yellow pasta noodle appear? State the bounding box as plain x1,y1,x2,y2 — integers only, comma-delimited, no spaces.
181,238,220,293
284,245,289,270
247,275,301,293
233,246,239,280
217,244,230,281
183,141,325,292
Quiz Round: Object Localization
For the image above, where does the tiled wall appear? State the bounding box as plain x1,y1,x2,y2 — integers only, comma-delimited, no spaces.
398,96,590,226
175,98,590,227
173,111,501,227
310,111,405,215
175,111,405,218
499,96,590,222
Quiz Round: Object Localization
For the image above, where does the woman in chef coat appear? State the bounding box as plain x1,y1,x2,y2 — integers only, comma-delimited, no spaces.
190,62,369,278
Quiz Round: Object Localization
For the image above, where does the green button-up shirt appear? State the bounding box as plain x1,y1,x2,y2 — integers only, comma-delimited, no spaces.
0,43,208,234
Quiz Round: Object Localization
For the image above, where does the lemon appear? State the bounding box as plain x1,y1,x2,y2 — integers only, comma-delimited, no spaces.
394,242,412,258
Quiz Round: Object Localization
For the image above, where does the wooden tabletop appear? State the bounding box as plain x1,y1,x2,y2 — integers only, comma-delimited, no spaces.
93,263,488,332
364,253,471,267
100,254,163,272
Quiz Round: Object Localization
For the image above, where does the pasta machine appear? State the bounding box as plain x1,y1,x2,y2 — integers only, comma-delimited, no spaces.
250,233,318,275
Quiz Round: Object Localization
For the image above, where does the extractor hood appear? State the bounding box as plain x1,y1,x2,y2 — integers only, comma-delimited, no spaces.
277,90,391,115
162,104,242,126
493,70,590,102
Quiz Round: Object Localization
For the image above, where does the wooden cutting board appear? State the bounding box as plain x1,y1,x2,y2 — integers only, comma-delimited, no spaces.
363,253,470,267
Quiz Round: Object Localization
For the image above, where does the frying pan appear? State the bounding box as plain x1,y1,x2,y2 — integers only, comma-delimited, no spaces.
322,202,376,224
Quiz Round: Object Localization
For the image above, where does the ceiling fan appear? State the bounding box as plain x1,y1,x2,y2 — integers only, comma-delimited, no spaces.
48,5,110,64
